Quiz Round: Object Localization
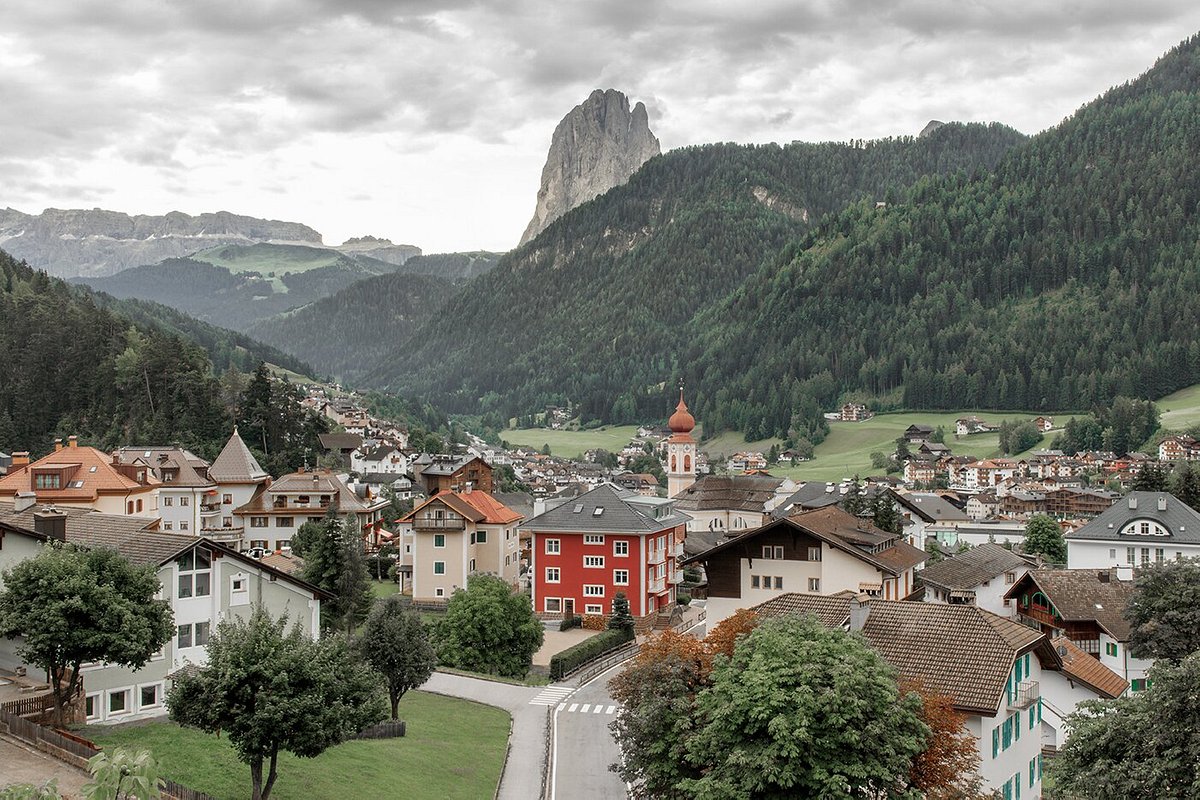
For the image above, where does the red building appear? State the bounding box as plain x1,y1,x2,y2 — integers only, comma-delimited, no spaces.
524,483,688,621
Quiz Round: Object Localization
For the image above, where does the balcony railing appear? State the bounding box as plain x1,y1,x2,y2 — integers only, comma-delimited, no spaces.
670,570,684,584
671,540,685,558
1019,605,1059,628
413,517,466,531
648,548,667,564
648,578,666,594
1010,680,1039,710
199,503,221,514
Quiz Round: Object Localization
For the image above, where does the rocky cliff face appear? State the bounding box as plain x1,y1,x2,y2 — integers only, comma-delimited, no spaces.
0,208,324,278
519,89,660,246
335,235,422,267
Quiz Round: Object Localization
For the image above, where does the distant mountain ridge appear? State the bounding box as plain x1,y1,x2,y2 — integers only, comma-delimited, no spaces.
0,208,324,278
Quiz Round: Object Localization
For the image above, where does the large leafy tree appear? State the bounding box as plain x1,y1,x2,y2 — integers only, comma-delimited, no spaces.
167,607,385,800
359,597,435,720
1052,653,1200,799
609,631,712,799
680,616,928,799
1170,461,1200,512
0,545,173,724
1023,514,1067,564
1125,556,1200,661
433,574,544,679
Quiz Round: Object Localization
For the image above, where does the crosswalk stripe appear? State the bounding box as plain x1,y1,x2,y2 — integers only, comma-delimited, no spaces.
605,705,616,714
568,703,578,713
580,704,591,713
592,705,603,714
557,704,566,712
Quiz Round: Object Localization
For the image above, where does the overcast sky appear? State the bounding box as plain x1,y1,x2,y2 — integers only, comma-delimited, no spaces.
4,2,1200,253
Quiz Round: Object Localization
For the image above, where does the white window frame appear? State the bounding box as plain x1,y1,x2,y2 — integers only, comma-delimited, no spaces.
613,540,629,557
434,561,446,575
84,692,101,721
435,587,445,598
585,604,603,615
584,555,604,568
613,569,629,585
546,567,561,583
107,689,130,716
544,597,562,613
137,683,161,710
583,584,604,597
808,577,820,592
545,538,561,554
584,534,605,545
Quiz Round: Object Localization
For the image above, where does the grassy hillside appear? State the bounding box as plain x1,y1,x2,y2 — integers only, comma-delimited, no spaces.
1158,383,1200,430
500,425,640,458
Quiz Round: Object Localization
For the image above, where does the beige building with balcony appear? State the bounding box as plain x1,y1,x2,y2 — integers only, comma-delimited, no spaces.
203,428,271,549
234,468,390,553
113,446,216,536
400,490,523,603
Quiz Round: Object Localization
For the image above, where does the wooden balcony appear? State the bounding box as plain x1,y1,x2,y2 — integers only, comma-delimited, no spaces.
413,517,466,532
1018,605,1059,629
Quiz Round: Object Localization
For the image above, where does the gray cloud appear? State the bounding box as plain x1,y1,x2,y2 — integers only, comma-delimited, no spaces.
3,0,1200,250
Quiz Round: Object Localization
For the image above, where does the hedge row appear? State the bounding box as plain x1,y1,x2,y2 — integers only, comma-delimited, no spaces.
549,627,635,680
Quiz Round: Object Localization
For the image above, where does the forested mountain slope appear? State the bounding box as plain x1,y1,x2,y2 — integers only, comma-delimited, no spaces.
682,31,1200,439
0,249,231,454
247,272,459,384
366,122,1027,424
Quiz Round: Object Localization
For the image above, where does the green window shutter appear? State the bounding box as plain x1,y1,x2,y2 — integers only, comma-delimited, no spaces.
1029,705,1035,730
1003,717,1012,750
1038,754,1043,779
1014,713,1021,741
1015,774,1021,800
993,727,999,758
1038,697,1043,723
1030,758,1036,787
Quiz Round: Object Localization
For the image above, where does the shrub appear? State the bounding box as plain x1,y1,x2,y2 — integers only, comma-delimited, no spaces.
558,615,582,632
581,614,607,630
549,628,634,680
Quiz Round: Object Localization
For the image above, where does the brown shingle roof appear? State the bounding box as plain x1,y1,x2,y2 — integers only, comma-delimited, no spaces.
0,445,156,501
753,594,1056,715
1005,569,1136,641
114,447,214,489
672,474,783,510
1051,635,1128,698
919,544,1032,591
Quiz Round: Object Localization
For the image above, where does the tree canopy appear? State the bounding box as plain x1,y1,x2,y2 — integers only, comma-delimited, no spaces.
359,596,436,720
1125,556,1200,661
0,545,174,724
1023,515,1067,565
1052,652,1200,799
433,574,544,679
167,607,385,800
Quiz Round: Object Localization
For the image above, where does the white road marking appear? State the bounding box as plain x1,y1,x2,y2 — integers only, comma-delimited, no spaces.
606,705,616,715
529,685,576,705
580,704,591,713
557,703,566,712
568,703,578,713
592,705,604,714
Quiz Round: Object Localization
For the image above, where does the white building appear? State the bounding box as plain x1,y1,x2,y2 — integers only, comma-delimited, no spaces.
0,506,328,725
919,543,1036,617
1065,491,1200,569
113,447,216,536
234,468,390,552
203,428,271,549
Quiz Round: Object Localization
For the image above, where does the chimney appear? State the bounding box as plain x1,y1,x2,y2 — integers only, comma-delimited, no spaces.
849,595,871,632
33,508,67,542
12,451,30,467
53,438,63,452
1128,496,1137,510
67,435,78,448
1115,565,1134,582
1158,496,1168,512
14,491,36,513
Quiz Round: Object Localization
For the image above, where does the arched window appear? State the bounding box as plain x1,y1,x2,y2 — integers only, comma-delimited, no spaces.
684,454,691,472
127,501,134,515
136,499,143,512
670,454,677,471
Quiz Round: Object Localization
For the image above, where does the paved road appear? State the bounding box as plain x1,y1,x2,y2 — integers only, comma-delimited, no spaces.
423,672,547,800
0,734,90,799
551,663,628,800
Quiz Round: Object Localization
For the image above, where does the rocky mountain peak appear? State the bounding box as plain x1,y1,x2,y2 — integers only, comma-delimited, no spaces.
519,89,660,246
919,120,947,138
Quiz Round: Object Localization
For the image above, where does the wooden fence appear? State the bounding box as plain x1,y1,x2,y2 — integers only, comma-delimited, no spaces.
354,720,406,739
0,708,218,800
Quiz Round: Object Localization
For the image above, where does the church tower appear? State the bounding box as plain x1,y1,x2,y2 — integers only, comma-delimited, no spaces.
666,386,697,498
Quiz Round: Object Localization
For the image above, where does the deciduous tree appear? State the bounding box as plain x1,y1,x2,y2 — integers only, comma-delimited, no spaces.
1052,653,1200,799
1126,556,1200,661
681,616,928,799
360,597,435,719
0,545,173,725
901,679,988,800
167,607,385,800
1023,514,1067,564
703,608,759,660
433,574,544,678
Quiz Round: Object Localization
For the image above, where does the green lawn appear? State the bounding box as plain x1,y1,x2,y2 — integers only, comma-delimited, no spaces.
86,691,510,800
369,579,399,600
1158,383,1200,430
500,424,640,459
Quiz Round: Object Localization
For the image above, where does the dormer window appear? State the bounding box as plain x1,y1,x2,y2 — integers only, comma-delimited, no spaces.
34,473,61,490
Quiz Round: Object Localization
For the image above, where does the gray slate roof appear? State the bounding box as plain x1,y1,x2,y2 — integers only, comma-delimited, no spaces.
208,429,269,483
0,502,185,566
918,543,1032,591
771,482,843,517
1066,491,1200,543
673,474,783,511
114,446,214,488
896,492,970,523
521,483,689,533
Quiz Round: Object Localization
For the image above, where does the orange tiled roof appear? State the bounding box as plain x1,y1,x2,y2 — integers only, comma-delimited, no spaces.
402,490,522,525
0,444,156,501
1052,635,1128,698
